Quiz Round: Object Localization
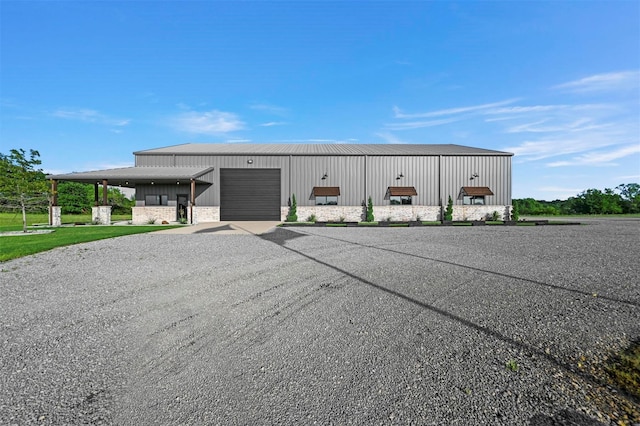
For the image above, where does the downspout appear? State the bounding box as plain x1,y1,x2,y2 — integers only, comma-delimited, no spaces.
438,155,443,222
289,155,292,211
364,155,367,204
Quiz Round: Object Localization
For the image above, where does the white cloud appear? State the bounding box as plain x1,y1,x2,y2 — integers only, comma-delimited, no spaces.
393,99,517,119
375,132,406,144
250,103,288,116
259,121,287,127
505,136,620,161
546,144,640,167
487,105,569,114
172,110,245,135
51,108,130,127
553,70,640,93
384,117,460,130
505,118,612,134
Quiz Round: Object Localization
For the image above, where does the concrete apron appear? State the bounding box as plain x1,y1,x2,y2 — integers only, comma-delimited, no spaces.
154,221,282,236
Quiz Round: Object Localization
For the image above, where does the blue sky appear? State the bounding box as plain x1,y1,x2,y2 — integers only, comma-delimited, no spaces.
1,1,638,200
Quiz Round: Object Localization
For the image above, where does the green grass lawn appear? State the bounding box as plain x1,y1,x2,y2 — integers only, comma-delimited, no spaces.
0,212,132,228
0,212,178,262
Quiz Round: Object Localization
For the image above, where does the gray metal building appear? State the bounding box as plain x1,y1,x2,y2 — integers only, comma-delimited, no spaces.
48,143,513,224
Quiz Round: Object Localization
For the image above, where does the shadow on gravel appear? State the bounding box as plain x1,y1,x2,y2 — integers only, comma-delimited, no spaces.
260,227,638,419
311,232,639,309
260,227,308,245
195,224,235,233
529,409,602,425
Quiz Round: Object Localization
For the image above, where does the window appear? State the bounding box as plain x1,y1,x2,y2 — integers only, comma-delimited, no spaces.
386,187,417,205
312,187,340,205
390,195,412,205
463,196,485,205
316,196,338,205
145,194,168,206
460,187,493,205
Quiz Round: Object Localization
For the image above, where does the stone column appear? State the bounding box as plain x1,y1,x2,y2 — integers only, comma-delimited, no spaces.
49,179,60,226
49,206,62,226
92,205,112,225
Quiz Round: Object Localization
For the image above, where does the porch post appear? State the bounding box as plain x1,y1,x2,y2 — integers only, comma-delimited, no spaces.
91,179,112,225
102,179,108,206
190,178,196,224
94,183,99,206
49,179,61,226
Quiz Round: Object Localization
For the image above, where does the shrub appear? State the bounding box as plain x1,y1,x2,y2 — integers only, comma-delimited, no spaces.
286,194,298,222
511,204,520,221
491,211,500,221
444,196,453,221
306,213,317,223
366,196,374,222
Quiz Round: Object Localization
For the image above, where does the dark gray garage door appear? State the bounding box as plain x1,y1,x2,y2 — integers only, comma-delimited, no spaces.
220,168,281,220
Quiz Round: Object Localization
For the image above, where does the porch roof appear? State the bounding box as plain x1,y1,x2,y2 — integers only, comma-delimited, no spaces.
47,166,215,187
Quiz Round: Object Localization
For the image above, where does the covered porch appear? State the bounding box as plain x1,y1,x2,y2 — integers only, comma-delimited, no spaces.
46,166,214,226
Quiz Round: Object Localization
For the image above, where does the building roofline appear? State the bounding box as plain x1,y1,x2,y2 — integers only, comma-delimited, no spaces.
133,143,513,157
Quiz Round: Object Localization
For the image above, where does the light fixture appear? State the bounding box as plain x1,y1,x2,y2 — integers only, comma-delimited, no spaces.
247,159,254,164
151,181,154,185
176,180,180,185
321,173,328,180
470,172,479,181
396,173,404,180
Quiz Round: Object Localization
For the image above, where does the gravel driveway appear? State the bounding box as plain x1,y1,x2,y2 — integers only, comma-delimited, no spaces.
1,219,639,425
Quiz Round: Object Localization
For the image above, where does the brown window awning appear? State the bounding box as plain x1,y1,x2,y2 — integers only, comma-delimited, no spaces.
312,186,341,196
387,186,418,196
461,186,494,196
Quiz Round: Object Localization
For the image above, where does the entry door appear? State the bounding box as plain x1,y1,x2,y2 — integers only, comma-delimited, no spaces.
177,194,188,221
220,169,281,220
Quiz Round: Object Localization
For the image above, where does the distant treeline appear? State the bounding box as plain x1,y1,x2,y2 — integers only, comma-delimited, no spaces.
514,183,639,215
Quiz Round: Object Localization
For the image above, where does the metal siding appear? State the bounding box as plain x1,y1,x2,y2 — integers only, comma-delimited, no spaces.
132,151,511,210
365,156,439,205
136,184,180,205
135,155,175,167
440,156,511,205
220,169,281,220
172,155,288,205
290,156,365,206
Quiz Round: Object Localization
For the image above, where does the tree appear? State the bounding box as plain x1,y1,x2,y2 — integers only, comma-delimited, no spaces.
510,203,519,221
616,183,640,213
107,187,134,214
0,149,49,232
57,181,93,214
366,196,374,222
444,195,453,221
567,188,623,214
286,194,298,222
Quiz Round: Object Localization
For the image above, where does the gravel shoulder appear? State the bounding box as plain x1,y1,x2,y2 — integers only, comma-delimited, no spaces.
1,219,639,425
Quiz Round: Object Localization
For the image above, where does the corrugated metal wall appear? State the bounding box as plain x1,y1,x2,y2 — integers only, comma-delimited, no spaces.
134,152,512,209
440,155,512,205
365,156,440,205
290,156,365,206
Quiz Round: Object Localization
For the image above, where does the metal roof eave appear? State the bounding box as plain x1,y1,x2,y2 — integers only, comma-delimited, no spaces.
47,166,215,187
